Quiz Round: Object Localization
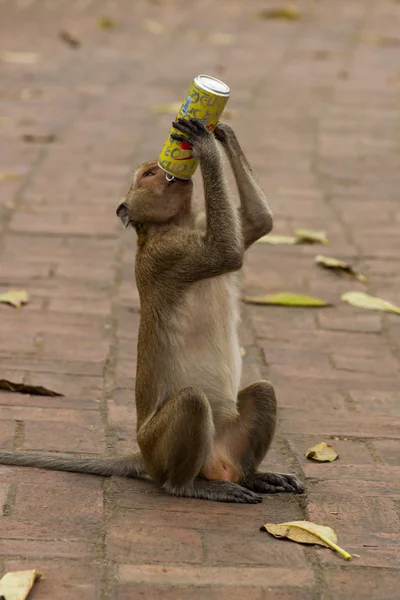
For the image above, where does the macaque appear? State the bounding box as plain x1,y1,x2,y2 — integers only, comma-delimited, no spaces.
0,119,303,503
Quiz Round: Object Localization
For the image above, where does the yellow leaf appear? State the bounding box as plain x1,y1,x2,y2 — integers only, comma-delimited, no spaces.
0,172,21,181
97,17,115,29
208,32,236,46
341,291,400,315
243,293,329,307
315,255,367,283
240,346,246,357
0,569,42,600
151,101,182,115
256,235,297,245
0,379,64,397
305,442,338,462
0,51,40,63
0,290,29,308
257,5,301,21
294,228,328,245
261,520,351,560
143,20,166,35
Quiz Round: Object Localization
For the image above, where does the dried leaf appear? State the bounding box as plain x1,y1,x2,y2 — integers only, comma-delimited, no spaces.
0,290,29,308
240,346,246,357
0,51,40,63
257,235,297,245
341,291,400,315
243,293,329,307
315,255,367,283
257,5,301,21
0,569,42,600
0,172,21,181
97,17,115,29
261,520,351,560
151,101,182,115
22,133,56,143
59,30,81,48
294,228,328,245
208,32,236,45
0,379,64,397
143,19,166,34
306,442,338,462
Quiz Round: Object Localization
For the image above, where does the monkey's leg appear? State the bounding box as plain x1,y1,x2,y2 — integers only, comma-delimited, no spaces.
138,386,262,504
226,381,304,494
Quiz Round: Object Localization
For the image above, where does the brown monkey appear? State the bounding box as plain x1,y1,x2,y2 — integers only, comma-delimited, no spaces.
0,119,303,503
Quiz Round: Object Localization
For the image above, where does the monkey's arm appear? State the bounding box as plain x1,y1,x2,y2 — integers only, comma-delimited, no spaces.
215,123,273,249
152,118,244,282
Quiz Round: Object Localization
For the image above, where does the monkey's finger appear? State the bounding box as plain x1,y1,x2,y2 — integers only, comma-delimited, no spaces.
173,119,193,134
189,118,207,132
282,475,304,494
170,133,191,145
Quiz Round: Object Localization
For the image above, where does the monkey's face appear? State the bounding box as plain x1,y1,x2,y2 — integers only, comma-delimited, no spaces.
117,161,193,228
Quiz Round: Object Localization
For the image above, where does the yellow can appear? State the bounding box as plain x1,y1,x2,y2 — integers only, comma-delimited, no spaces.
158,75,230,180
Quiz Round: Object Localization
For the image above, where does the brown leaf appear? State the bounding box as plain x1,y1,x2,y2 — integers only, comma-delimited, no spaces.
0,290,28,308
0,569,42,600
22,133,56,143
315,255,367,283
257,5,301,21
261,520,351,560
59,30,81,48
0,379,64,397
305,442,338,462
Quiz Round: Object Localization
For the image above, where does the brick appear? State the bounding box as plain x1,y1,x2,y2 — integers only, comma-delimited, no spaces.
288,436,374,466
205,529,308,567
117,565,315,588
303,465,400,496
373,440,400,466
4,560,101,600
324,568,400,600
23,420,106,453
0,420,15,448
117,586,317,600
108,521,203,563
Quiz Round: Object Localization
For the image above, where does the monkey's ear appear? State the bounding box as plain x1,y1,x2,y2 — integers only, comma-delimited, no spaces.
116,202,131,228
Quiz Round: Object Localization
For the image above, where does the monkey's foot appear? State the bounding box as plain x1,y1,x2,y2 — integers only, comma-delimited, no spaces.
165,480,263,504
241,472,304,495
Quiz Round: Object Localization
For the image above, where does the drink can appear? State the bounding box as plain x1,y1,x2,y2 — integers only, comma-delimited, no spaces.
158,75,230,180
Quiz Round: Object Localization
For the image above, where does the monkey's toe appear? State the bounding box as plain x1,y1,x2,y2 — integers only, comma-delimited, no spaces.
242,472,304,495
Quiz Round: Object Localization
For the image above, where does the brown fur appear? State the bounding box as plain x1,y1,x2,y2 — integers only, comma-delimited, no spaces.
0,120,303,503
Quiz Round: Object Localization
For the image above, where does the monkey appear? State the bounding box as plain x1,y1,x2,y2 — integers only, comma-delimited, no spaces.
0,118,304,503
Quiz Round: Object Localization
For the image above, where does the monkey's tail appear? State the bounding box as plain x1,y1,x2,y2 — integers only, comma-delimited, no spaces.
0,450,148,478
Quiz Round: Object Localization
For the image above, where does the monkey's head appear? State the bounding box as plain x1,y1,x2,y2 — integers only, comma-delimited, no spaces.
116,161,193,230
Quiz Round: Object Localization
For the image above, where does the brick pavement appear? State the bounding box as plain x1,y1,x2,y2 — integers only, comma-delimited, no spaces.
0,0,400,598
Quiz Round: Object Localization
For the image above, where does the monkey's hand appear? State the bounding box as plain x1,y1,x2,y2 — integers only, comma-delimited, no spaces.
214,121,235,145
171,118,214,159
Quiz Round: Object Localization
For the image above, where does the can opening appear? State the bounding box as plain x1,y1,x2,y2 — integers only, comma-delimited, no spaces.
165,173,175,182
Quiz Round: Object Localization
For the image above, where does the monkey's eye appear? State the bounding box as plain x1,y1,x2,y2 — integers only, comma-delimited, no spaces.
143,170,156,177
